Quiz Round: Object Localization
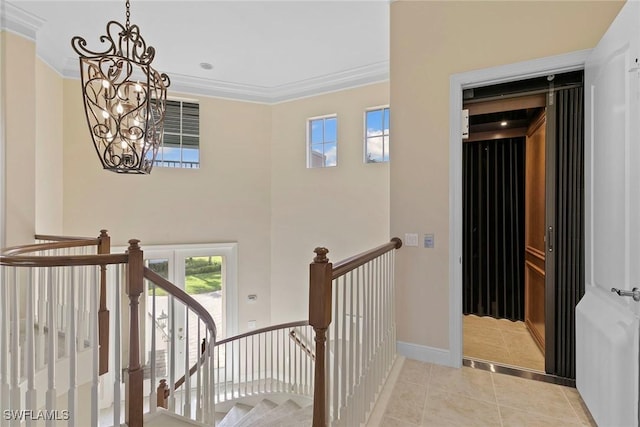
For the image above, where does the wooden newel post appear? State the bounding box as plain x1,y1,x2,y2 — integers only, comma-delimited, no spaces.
126,239,144,427
309,247,333,427
98,229,110,375
157,379,169,409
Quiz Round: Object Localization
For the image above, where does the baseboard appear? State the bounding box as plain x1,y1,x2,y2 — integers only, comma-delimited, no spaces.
396,341,453,367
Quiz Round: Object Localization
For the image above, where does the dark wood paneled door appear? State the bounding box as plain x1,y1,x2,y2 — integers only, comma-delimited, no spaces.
524,111,547,352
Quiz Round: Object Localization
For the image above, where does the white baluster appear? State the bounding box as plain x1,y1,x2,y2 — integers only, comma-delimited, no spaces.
392,250,397,347
196,321,202,421
0,267,9,427
67,268,77,427
269,331,273,393
90,267,99,427
9,268,20,427
45,269,57,427
24,270,36,427
355,267,362,423
332,279,339,422
202,329,210,419
184,309,191,418
36,267,45,369
113,266,122,427
61,265,69,357
209,333,216,425
168,296,176,411
244,337,248,396
258,333,262,394
276,331,280,393
149,283,157,414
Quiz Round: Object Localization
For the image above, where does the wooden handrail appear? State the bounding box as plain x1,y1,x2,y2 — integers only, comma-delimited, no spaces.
143,268,217,338
0,253,128,267
309,237,402,427
290,328,315,361
2,239,101,256
215,320,309,346
34,233,99,242
331,237,402,279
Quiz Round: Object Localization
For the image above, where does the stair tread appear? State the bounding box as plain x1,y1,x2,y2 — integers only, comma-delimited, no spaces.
233,399,278,427
258,404,313,427
257,400,302,425
217,403,253,427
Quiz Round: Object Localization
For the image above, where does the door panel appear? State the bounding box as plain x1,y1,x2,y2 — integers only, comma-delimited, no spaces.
525,111,546,351
579,1,640,425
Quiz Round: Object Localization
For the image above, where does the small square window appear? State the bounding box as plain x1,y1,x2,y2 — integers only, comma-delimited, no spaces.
365,107,390,163
307,115,337,168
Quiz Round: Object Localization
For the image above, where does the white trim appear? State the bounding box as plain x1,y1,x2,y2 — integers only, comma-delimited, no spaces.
61,60,388,105
448,50,591,368
0,2,45,42
3,3,388,104
396,341,450,366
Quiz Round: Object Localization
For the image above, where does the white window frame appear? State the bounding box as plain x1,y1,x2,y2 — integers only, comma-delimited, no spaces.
155,97,200,169
364,105,390,164
306,113,338,168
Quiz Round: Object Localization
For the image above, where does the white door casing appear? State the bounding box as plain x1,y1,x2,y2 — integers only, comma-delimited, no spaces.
577,1,640,425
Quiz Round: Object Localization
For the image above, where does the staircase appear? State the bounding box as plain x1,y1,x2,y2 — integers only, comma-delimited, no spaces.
0,231,402,427
143,397,312,427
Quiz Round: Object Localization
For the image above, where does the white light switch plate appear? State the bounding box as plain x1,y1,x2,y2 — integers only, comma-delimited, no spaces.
405,233,419,247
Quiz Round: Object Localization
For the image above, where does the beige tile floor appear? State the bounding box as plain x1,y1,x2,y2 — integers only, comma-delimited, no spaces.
463,314,545,372
377,358,596,427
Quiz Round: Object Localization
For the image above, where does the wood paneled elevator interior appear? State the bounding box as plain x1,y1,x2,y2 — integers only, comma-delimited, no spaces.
462,71,585,379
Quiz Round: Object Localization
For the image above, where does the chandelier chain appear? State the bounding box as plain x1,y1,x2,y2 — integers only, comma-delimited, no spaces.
125,0,130,29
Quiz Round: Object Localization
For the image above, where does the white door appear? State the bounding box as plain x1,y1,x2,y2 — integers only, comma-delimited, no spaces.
577,1,640,426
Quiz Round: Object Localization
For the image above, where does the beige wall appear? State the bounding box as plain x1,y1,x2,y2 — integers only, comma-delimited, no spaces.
35,58,64,235
390,1,624,353
270,83,390,323
62,80,390,329
62,82,273,330
2,31,36,246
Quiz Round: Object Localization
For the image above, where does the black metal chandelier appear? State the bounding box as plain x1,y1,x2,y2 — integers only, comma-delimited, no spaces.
71,0,170,174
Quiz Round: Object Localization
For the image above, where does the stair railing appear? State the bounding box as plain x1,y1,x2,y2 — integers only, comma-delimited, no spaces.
34,231,111,374
309,238,402,427
0,232,217,427
145,267,217,424
0,232,132,426
213,321,315,403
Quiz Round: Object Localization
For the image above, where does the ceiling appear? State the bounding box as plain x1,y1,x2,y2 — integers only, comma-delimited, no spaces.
3,0,390,103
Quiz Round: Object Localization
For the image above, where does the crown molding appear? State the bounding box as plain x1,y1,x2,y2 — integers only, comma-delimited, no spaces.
62,59,389,104
0,2,45,41
7,2,388,104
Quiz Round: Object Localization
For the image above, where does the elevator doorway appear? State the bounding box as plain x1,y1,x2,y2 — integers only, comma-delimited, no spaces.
461,70,585,379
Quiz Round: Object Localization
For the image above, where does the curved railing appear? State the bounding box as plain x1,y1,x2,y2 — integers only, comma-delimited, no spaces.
0,231,217,427
145,268,217,423
0,232,401,427
214,321,315,403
